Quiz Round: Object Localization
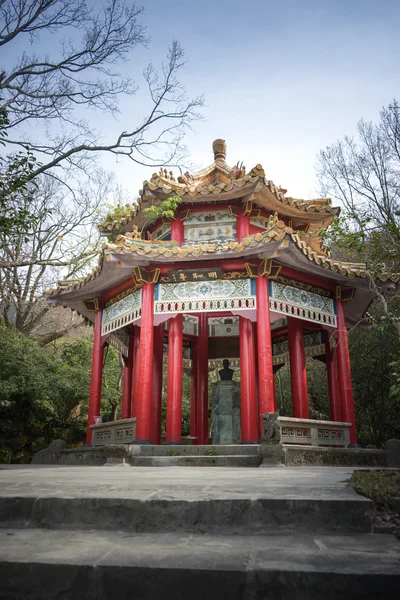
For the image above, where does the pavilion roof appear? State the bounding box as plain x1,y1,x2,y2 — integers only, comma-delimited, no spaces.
46,214,399,329
98,139,340,234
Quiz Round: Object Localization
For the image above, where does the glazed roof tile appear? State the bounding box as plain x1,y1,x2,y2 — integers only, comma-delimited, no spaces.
46,217,399,299
98,158,339,234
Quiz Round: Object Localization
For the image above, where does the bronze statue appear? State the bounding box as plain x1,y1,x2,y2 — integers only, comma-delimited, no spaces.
219,359,234,381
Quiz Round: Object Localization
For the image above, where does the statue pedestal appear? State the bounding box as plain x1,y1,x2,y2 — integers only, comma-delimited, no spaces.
211,381,241,444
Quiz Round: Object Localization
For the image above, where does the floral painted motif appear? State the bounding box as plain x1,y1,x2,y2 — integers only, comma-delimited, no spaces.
158,279,253,302
102,289,142,325
271,281,334,315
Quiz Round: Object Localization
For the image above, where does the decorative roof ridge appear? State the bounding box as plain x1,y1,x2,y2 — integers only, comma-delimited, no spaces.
46,219,400,300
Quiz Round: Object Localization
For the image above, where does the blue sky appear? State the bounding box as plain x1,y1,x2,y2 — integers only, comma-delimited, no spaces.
100,0,400,202
6,0,400,203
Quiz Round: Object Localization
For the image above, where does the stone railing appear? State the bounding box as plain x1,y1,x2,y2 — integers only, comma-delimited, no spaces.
278,417,351,447
90,418,136,446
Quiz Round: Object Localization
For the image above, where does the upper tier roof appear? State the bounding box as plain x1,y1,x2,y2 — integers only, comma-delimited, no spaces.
98,139,340,234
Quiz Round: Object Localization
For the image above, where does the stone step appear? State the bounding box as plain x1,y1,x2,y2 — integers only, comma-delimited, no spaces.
1,529,399,599
136,444,261,456
0,492,373,535
129,454,261,467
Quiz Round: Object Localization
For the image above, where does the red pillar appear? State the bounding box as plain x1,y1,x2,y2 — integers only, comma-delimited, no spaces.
171,214,184,246
190,343,198,439
324,330,341,422
135,283,154,443
151,323,164,444
196,313,209,445
336,300,357,442
239,316,259,442
256,276,275,434
131,325,140,418
237,213,250,242
86,310,105,444
166,315,183,443
287,317,309,418
121,327,134,419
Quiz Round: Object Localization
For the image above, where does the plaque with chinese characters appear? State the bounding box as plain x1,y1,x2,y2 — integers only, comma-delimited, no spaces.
167,268,223,283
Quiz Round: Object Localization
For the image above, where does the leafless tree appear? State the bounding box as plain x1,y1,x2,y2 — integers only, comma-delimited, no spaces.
0,172,115,341
317,100,400,340
0,0,203,216
317,100,400,269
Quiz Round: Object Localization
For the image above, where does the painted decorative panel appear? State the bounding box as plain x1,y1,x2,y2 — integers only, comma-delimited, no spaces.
165,314,199,336
208,316,239,337
250,216,271,230
271,281,335,314
154,278,256,315
269,280,336,327
183,314,199,336
273,331,324,356
156,278,254,302
101,289,142,334
152,222,171,240
183,210,236,244
109,329,130,357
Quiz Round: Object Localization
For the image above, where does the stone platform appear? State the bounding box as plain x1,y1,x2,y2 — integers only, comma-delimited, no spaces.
50,443,388,468
0,465,399,598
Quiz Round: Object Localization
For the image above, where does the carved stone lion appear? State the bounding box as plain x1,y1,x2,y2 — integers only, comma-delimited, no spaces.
262,412,281,444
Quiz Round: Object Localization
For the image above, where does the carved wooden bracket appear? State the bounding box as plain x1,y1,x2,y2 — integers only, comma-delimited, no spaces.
82,298,100,312
245,259,282,280
133,266,161,285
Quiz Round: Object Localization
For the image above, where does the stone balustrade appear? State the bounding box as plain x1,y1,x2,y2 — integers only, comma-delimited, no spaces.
90,418,136,446
278,416,351,447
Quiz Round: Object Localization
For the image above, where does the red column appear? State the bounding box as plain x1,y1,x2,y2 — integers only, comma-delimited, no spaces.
336,300,357,442
288,317,309,418
239,316,259,442
135,283,154,443
151,323,164,444
121,327,134,419
237,213,250,242
256,276,275,434
131,325,140,418
171,214,184,246
166,315,183,443
190,343,198,439
86,310,105,444
324,330,341,422
196,313,209,445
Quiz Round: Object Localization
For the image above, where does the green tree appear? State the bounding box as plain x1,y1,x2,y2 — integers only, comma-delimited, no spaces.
0,326,123,462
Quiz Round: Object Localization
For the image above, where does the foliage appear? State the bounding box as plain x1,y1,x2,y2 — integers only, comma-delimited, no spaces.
142,195,182,233
0,326,122,462
350,470,400,510
275,358,330,419
160,353,191,437
102,204,135,227
348,298,400,447
0,106,44,240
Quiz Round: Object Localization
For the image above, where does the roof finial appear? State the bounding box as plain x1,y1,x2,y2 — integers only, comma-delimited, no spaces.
213,138,226,161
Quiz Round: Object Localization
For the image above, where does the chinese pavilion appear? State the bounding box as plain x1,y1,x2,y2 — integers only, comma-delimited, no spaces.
47,139,397,446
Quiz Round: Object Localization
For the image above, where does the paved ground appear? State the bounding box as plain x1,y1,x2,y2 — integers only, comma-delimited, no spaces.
0,465,360,501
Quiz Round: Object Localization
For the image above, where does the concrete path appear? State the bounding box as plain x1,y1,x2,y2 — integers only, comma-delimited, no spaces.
0,465,361,501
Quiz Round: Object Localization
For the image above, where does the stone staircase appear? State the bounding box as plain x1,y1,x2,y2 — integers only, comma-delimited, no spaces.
0,465,399,599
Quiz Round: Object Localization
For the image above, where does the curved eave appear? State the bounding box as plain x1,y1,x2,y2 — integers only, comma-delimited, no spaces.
46,229,399,327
